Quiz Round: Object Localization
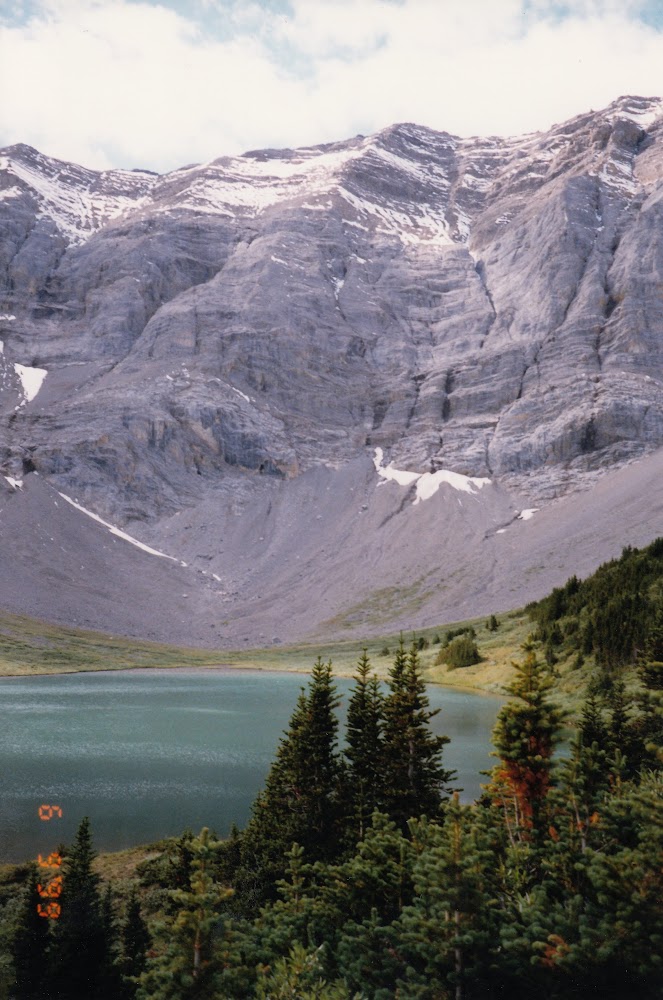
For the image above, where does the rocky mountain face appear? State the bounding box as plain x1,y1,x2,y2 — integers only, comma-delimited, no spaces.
1,95,662,646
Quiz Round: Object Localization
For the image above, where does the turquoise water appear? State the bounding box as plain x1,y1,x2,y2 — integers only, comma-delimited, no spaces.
0,668,503,862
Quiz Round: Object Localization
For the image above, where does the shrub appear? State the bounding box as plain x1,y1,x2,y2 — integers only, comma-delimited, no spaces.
435,636,481,669
444,626,476,645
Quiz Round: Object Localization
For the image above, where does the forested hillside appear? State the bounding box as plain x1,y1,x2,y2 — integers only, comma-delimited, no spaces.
527,536,663,685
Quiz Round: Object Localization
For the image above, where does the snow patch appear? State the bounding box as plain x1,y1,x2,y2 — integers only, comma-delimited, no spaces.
231,386,251,403
373,448,420,487
0,314,16,322
518,508,539,521
373,448,490,503
4,476,23,490
58,492,180,562
14,363,47,402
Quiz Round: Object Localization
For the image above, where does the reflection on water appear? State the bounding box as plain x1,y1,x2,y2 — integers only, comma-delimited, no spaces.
0,668,504,862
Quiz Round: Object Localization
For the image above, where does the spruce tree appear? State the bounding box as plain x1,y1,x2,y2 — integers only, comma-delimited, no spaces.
343,649,385,842
235,659,342,911
490,641,562,842
48,816,110,1000
138,828,232,1000
10,866,51,999
382,639,453,829
98,882,124,1000
398,798,499,999
635,602,663,771
120,887,151,999
255,942,347,999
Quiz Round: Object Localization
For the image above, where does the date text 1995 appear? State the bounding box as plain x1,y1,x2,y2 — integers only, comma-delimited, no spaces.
37,804,63,919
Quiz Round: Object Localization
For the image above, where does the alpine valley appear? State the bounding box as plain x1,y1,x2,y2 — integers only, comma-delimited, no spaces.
1,95,663,647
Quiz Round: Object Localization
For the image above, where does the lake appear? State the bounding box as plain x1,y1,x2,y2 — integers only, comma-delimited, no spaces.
0,668,504,863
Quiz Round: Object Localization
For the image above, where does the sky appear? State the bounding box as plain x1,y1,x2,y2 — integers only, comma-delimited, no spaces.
1,0,662,173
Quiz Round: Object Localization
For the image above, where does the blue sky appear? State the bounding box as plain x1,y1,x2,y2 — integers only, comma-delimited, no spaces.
1,0,662,172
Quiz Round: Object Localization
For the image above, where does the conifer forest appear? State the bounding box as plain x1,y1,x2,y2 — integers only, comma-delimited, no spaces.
2,542,663,999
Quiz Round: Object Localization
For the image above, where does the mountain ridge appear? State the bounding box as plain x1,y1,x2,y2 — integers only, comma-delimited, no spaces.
1,95,662,645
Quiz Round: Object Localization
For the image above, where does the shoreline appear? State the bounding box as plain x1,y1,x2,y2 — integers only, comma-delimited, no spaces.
0,657,509,698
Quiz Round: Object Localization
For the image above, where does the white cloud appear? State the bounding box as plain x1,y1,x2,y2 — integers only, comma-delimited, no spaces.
0,0,661,172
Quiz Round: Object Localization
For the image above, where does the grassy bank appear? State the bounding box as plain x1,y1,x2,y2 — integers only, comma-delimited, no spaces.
0,610,234,675
0,606,530,684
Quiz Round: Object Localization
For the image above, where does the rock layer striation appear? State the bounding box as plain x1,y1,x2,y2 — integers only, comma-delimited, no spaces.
1,96,663,643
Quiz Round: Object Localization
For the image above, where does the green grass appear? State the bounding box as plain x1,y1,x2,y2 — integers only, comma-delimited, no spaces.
0,606,529,687
0,611,231,675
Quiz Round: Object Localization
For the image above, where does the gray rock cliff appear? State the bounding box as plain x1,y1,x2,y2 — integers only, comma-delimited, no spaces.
1,95,662,644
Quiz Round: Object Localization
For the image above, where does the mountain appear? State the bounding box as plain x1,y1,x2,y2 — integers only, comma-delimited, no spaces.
1,95,663,647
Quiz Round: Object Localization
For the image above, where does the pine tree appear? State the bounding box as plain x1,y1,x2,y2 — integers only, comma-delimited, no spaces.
255,942,347,999
98,882,124,1000
640,601,663,692
234,659,343,912
138,828,233,1000
382,639,454,829
48,816,110,1000
398,799,499,1000
334,815,418,996
490,641,563,842
10,866,51,999
635,602,663,771
343,649,385,842
120,887,151,999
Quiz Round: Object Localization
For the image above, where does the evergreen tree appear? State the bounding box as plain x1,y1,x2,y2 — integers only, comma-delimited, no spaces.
511,772,663,999
48,817,110,1000
640,601,663,692
98,882,124,1000
605,681,645,779
334,815,418,996
255,942,347,999
490,642,562,842
10,866,51,999
382,639,454,829
343,649,385,841
635,602,663,771
120,887,151,999
235,659,342,912
555,695,611,855
138,828,233,1000
398,800,499,999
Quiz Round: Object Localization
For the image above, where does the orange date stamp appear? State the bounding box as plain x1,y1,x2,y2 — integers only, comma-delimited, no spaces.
36,805,62,919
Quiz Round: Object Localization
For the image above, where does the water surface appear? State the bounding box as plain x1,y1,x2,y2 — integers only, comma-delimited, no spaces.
0,668,503,862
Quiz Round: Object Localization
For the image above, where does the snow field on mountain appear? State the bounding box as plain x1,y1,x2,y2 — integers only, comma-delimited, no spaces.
14,363,47,402
373,448,491,503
